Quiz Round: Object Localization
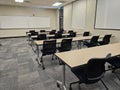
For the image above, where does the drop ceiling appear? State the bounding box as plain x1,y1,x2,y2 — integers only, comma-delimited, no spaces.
0,0,75,8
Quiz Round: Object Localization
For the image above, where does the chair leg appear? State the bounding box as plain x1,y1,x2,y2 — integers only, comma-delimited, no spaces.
112,69,115,73
40,56,45,70
69,81,80,90
59,60,63,65
101,80,109,90
52,54,54,60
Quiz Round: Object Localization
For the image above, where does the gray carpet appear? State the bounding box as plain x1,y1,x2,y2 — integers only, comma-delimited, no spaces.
0,37,120,90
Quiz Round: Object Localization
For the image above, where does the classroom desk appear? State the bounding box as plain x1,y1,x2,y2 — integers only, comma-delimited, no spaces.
26,31,49,41
31,32,82,39
34,35,104,45
26,31,49,35
34,35,104,69
31,33,70,39
55,42,120,90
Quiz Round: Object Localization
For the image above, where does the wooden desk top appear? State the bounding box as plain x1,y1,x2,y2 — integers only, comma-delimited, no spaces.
26,32,49,36
30,32,82,38
30,33,69,38
34,35,104,45
55,42,120,68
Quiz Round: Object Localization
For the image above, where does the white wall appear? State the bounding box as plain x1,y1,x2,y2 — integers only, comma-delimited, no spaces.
64,0,120,43
0,5,58,37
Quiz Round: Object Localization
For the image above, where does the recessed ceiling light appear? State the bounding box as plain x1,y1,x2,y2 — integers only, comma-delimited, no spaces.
15,0,24,3
52,2,62,6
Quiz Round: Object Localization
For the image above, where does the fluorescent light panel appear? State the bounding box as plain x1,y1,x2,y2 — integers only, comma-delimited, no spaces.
15,0,24,3
52,2,62,6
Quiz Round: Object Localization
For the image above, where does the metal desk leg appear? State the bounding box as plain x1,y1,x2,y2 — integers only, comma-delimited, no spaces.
77,40,82,49
57,63,67,90
36,45,40,64
36,45,45,70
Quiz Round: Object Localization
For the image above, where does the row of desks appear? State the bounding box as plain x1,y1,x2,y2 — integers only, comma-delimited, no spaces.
55,42,120,90
30,32,82,39
34,35,105,70
30,33,118,89
34,35,104,45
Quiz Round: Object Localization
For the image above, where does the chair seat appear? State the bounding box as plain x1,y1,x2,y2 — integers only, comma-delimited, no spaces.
41,49,56,56
57,47,71,52
84,41,98,47
98,41,108,45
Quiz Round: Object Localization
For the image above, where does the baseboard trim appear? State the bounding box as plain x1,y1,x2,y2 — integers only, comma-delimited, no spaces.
0,36,26,39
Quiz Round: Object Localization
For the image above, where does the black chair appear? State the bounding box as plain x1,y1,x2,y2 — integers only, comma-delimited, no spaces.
68,32,76,37
49,30,56,35
30,32,38,36
28,30,35,36
84,36,99,47
40,30,46,32
41,40,56,69
70,58,108,90
83,32,90,36
98,34,112,45
107,55,120,80
55,33,62,39
68,30,73,33
57,38,72,52
57,30,63,34
107,55,120,70
29,30,35,33
36,34,47,40
80,32,90,48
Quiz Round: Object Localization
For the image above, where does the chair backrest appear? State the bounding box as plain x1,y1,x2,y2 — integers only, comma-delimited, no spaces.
107,55,120,68
42,40,56,55
68,30,73,33
37,34,47,40
69,32,76,37
29,30,35,33
90,36,99,44
49,30,56,34
55,33,62,39
102,34,112,44
83,32,90,36
30,32,38,36
85,58,106,82
60,38,72,51
40,30,46,32
57,30,63,34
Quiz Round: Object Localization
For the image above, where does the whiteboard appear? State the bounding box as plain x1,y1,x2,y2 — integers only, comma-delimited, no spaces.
0,16,50,29
72,0,86,29
95,0,120,29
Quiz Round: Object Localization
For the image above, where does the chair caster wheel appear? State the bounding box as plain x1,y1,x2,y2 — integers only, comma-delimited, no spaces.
57,83,60,87
42,67,45,70
69,86,72,90
112,70,115,73
108,65,112,68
